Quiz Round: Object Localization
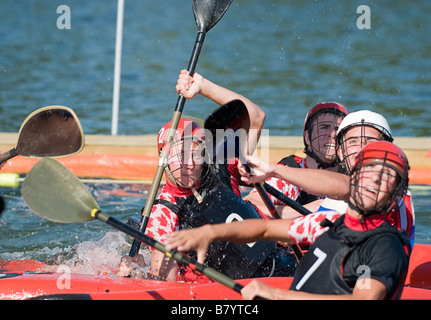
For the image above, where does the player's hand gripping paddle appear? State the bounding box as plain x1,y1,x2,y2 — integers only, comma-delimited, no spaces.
130,0,234,257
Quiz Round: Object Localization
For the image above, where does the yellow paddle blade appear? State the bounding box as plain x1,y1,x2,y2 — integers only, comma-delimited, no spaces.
21,158,99,223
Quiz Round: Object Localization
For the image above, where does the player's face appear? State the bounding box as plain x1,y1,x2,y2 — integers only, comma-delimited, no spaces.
306,112,343,164
351,163,398,212
338,126,382,173
167,137,204,188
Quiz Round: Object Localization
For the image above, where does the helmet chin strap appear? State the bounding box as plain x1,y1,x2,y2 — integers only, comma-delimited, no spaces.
347,201,374,221
164,166,203,203
191,187,203,203
303,148,337,169
347,192,397,221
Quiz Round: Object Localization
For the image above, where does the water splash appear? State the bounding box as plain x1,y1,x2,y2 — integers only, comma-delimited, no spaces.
45,231,151,276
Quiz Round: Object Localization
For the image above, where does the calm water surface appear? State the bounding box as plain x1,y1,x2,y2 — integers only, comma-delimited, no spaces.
0,0,430,136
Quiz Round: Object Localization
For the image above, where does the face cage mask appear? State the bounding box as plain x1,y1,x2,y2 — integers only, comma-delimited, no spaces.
348,162,407,218
164,135,209,190
337,123,387,175
304,112,343,169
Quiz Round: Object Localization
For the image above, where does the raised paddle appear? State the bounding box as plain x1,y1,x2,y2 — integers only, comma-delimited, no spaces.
130,0,233,257
204,100,310,215
204,100,281,218
0,106,84,166
21,158,246,297
205,100,306,260
204,99,250,162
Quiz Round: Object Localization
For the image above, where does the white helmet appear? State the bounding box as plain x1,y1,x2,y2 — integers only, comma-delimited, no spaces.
336,110,393,142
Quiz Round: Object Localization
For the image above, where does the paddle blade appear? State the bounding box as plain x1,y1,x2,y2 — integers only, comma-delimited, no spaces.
182,115,205,128
21,158,99,223
192,0,233,33
204,99,249,134
204,99,249,162
16,106,84,158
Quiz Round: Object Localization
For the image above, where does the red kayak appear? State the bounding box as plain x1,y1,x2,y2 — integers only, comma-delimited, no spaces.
1,243,430,300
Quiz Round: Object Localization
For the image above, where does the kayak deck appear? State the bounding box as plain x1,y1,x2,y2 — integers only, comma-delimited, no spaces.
1,243,431,300
0,269,291,300
0,270,430,300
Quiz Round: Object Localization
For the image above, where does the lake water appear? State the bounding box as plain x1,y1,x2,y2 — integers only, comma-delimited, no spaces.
0,1,430,270
1,0,430,136
0,184,430,268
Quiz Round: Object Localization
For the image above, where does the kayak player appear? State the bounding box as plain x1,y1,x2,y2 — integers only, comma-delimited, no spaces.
310,110,415,247
241,110,415,248
118,71,297,281
243,102,348,219
166,141,412,300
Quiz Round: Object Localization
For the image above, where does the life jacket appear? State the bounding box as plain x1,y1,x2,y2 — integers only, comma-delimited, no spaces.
278,155,320,205
290,215,411,299
155,164,276,279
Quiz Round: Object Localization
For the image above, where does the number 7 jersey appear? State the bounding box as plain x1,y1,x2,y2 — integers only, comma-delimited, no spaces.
289,214,411,299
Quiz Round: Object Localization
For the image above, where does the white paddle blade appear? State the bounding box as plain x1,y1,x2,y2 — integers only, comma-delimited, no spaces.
21,158,99,223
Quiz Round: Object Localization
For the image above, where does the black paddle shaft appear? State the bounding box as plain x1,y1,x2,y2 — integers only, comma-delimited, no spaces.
130,0,233,257
137,32,206,226
262,182,312,216
129,32,207,257
94,210,244,294
175,32,205,113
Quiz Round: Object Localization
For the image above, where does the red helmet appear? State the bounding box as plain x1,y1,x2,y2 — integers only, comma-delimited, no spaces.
350,141,409,216
303,101,348,168
353,141,409,180
157,118,206,192
303,101,348,133
157,118,204,154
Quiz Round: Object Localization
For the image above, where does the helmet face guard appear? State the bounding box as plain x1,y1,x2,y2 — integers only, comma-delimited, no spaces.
337,123,384,174
303,102,348,168
305,113,344,166
164,135,207,189
157,119,208,189
348,141,409,217
336,110,393,174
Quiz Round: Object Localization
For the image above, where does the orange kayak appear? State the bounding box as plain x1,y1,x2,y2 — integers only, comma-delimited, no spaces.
0,243,430,300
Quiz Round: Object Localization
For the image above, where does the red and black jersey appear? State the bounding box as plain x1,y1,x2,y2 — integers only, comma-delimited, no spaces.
290,214,411,299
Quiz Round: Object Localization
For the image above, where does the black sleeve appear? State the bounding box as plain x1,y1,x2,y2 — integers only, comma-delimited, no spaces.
359,233,409,298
